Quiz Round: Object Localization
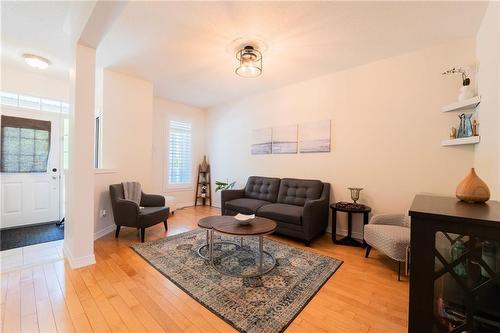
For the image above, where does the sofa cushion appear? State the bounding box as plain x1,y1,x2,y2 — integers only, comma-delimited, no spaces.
244,176,281,202
225,198,270,215
257,203,303,226
277,178,323,206
138,206,169,228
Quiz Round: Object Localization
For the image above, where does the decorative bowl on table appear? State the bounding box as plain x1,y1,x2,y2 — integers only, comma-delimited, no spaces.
234,213,255,225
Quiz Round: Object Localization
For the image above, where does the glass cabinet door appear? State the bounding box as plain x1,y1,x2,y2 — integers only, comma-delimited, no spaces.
433,232,500,332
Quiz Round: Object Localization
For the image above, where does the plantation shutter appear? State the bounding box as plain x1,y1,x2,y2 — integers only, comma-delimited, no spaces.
168,120,192,185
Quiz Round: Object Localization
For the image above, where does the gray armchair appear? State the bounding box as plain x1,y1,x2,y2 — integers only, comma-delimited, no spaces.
364,213,410,280
109,184,169,242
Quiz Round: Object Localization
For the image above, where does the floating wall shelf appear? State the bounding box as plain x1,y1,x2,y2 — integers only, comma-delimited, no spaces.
441,136,480,146
441,95,481,113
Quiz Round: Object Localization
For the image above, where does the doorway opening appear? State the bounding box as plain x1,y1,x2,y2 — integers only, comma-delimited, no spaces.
1,92,68,256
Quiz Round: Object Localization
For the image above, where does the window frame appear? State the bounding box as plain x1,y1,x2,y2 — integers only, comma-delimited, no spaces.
94,113,102,169
1,91,69,114
62,117,69,170
166,119,193,191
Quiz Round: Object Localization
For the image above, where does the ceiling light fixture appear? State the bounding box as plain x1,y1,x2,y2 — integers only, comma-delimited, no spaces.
235,45,262,78
23,54,50,69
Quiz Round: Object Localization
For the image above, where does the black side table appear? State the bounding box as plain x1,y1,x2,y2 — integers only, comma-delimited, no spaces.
330,202,371,247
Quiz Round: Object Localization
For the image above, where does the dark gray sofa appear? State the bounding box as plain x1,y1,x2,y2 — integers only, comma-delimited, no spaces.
221,176,330,245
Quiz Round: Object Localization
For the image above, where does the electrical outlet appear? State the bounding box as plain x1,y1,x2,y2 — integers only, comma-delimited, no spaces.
100,209,107,218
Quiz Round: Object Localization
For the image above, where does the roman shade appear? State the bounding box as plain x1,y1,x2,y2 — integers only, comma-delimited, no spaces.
1,115,51,131
1,115,51,173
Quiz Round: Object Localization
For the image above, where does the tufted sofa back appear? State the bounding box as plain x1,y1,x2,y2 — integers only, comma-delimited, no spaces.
277,178,324,206
244,176,281,202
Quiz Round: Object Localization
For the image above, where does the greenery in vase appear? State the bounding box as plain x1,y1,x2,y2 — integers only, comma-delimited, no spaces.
215,180,236,192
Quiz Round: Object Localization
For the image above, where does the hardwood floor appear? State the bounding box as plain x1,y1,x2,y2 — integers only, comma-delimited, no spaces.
1,206,408,332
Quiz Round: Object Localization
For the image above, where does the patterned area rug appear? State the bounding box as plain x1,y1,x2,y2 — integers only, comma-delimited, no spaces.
131,229,342,333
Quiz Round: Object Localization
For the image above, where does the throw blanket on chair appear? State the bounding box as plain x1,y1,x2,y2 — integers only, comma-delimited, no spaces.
122,182,142,205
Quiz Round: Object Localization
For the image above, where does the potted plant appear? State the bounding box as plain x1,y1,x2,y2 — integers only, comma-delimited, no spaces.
215,180,236,192
442,66,475,101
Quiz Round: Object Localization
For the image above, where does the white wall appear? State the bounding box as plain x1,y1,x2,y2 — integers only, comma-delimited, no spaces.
94,170,121,238
206,39,477,237
1,64,69,101
64,44,96,268
475,1,500,200
152,97,206,207
101,69,154,187
93,69,154,236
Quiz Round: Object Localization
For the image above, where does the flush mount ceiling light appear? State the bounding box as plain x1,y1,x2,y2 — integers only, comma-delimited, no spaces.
23,54,50,69
235,45,262,78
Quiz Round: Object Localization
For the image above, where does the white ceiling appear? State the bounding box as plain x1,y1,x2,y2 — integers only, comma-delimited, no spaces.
1,1,95,79
97,1,488,108
1,1,488,108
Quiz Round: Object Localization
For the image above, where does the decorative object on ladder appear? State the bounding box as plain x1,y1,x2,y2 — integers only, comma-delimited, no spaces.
195,156,212,206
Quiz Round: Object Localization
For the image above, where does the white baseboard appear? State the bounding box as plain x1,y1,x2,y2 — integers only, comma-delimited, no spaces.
94,224,116,240
177,201,195,208
63,245,96,269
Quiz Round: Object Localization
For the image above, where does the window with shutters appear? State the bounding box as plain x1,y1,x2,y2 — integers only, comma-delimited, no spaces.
168,120,192,186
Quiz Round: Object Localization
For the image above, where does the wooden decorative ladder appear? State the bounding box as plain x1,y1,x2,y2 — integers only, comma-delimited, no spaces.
195,165,211,206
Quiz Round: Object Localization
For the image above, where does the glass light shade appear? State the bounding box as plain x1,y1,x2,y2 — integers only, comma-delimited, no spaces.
23,54,50,69
236,61,261,78
235,46,262,78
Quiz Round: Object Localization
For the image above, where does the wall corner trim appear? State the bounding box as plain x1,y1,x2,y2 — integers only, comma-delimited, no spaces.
63,246,96,269
94,224,116,240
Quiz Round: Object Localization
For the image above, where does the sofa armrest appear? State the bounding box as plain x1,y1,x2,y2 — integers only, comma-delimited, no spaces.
369,213,410,227
113,199,140,227
140,192,165,207
302,183,330,241
221,189,245,215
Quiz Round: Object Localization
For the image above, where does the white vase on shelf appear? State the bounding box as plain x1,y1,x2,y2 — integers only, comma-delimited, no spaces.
458,85,475,101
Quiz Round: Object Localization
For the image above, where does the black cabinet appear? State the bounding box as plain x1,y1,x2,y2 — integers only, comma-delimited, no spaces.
408,195,500,333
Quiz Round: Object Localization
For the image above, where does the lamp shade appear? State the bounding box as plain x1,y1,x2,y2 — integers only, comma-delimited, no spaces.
235,45,262,78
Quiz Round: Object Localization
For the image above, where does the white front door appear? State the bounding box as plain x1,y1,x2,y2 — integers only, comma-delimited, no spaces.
1,108,62,228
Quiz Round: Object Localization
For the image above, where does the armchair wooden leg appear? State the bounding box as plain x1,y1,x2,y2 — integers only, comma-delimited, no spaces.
163,221,168,231
115,226,121,238
140,228,145,243
365,245,372,258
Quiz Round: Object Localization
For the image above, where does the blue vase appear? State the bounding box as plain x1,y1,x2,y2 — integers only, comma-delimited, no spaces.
457,113,473,138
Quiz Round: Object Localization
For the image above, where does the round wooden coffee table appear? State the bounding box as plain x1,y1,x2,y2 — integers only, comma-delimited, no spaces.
197,216,239,260
211,216,277,277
